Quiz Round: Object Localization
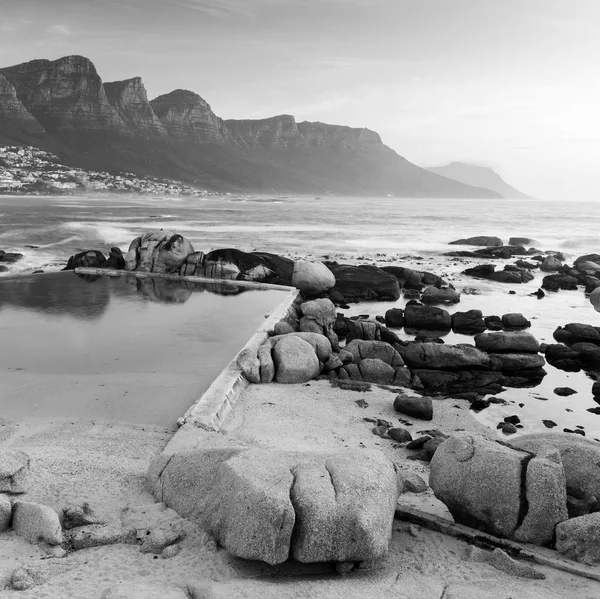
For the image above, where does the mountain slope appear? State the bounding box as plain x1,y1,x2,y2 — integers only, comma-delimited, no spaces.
0,55,501,198
426,162,530,199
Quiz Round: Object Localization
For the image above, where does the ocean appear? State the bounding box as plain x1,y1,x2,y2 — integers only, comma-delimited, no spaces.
1,193,599,437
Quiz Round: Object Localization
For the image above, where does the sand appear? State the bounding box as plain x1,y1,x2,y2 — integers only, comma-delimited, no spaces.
1,379,600,598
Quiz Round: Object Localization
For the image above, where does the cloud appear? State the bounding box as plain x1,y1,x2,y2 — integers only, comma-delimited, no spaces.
45,24,72,36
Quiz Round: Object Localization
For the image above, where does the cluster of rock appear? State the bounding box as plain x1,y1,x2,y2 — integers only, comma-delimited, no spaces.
0,249,23,273
540,253,600,295
544,323,600,376
429,431,600,564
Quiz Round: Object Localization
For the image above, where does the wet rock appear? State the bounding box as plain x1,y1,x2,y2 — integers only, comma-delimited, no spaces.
176,251,205,276
393,395,433,420
452,310,486,335
475,331,540,354
343,339,404,367
406,435,432,449
292,260,336,295
273,336,321,384
0,250,23,264
388,427,412,443
0,449,30,493
449,236,502,246
403,304,451,331
543,344,582,372
502,313,531,329
13,501,63,545
325,263,400,301
421,286,460,304
556,513,600,565
489,352,545,371
125,231,194,274
501,423,518,435
63,249,107,270
590,287,600,312
553,323,600,344
540,256,563,272
554,387,577,397
423,436,446,458
542,273,578,291
400,342,490,370
542,420,557,428
463,264,534,283
384,308,404,328
105,246,125,270
484,315,504,331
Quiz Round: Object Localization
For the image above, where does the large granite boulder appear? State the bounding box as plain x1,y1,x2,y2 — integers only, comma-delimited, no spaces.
542,273,578,291
553,323,600,345
540,256,563,272
147,446,399,565
452,310,486,335
400,342,491,370
272,336,321,383
509,237,540,247
474,331,540,353
343,339,404,367
509,433,600,504
12,501,63,545
403,304,451,331
324,263,400,301
556,513,600,565
125,231,194,274
543,344,583,372
449,236,503,246
292,260,335,295
299,298,338,349
0,449,30,493
489,353,545,371
176,251,205,277
265,332,332,362
202,248,294,284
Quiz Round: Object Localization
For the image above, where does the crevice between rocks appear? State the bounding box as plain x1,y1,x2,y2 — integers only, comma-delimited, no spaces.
516,453,535,531
287,466,300,559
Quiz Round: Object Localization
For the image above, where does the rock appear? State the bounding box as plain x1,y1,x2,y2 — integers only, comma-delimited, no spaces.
343,339,404,367
400,342,490,370
501,423,518,435
475,331,540,353
68,523,137,550
0,449,30,493
257,345,275,383
236,347,261,384
553,322,600,344
355,358,396,384
509,237,540,247
502,313,531,329
62,502,102,529
449,236,502,246
484,315,504,331
593,381,600,397
467,546,544,579
407,436,432,449
543,344,582,372
403,304,451,331
490,353,546,371
590,287,600,312
540,256,563,272
300,298,336,328
423,437,446,458
273,336,321,383
203,249,294,283
125,231,194,274
175,250,205,276
273,321,296,335
0,494,11,531
542,273,579,291
509,433,600,504
554,387,577,397
388,428,412,443
139,524,185,554
292,260,336,294
382,266,447,289
452,310,486,335
266,332,332,362
161,543,182,559
575,260,600,275
555,512,600,565
63,249,107,270
463,264,534,283
393,395,433,420
384,308,404,328
513,447,568,546
148,447,399,565
324,263,400,301
398,472,428,494
429,433,527,538
12,501,63,545
100,582,189,599
421,286,460,304
105,246,125,269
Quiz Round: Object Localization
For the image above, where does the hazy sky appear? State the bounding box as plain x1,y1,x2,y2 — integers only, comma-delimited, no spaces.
1,0,599,200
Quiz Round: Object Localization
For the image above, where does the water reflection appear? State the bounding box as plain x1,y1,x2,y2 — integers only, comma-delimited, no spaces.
0,271,247,319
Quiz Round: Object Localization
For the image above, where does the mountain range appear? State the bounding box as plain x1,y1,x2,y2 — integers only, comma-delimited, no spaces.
426,162,531,199
0,54,504,198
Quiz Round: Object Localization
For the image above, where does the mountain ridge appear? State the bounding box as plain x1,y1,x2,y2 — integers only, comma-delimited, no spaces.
0,54,502,198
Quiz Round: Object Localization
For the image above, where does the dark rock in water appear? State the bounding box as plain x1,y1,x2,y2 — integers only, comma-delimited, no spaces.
543,420,557,428
381,266,446,289
554,387,577,397
452,310,486,335
449,246,528,259
502,313,531,330
504,415,521,425
449,236,502,247
485,315,505,331
544,344,582,372
575,254,600,268
388,427,412,443
399,342,490,370
421,286,460,304
553,323,600,345
105,247,125,270
463,264,534,283
470,398,490,411
584,276,600,294
393,395,433,420
516,259,539,269
325,263,400,301
0,250,23,264
475,331,540,353
414,334,444,343
411,369,508,395
384,308,404,328
404,303,451,331
0,265,8,273
63,250,107,270
328,290,347,306
564,428,586,435
529,288,545,299
540,256,563,272
542,274,578,291
574,342,600,364
509,237,540,247
501,423,518,435
592,381,600,397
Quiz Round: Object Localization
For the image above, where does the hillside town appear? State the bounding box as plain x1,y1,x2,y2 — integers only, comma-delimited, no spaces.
0,145,215,196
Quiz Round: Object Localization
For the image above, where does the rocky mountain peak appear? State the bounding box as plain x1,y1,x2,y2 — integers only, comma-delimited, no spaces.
0,73,46,134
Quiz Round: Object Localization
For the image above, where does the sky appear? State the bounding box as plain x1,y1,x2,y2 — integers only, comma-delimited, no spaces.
0,0,599,200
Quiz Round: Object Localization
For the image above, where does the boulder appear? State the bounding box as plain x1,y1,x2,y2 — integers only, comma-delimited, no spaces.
354,358,396,384
553,323,600,344
12,501,63,545
292,260,336,295
273,336,321,383
0,449,30,493
556,513,600,565
147,446,399,565
404,304,451,331
381,266,446,289
452,310,486,335
324,263,400,301
509,432,600,504
502,313,531,329
509,237,540,247
429,433,527,538
449,236,502,246
125,231,194,274
575,260,600,275
384,308,404,328
266,332,332,362
513,447,568,546
100,582,189,599
176,251,205,277
105,247,125,270
236,348,261,384
0,494,11,532
63,249,107,271
543,344,582,372
257,345,275,383
490,353,546,371
474,331,540,353
540,256,563,272
299,298,336,334
463,264,534,283
343,339,404,367
393,395,433,420
485,315,504,331
273,320,296,335
400,342,490,370
542,273,578,291
421,286,460,304
0,250,23,264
